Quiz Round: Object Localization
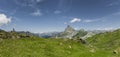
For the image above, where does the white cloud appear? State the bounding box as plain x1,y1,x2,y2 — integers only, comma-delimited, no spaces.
54,10,62,14
109,2,119,6
64,22,67,25
112,11,120,15
108,0,120,6
0,14,11,26
104,28,114,30
36,0,42,2
83,19,99,23
96,27,117,31
31,10,42,16
74,27,79,30
70,18,104,23
15,0,43,8
83,20,94,23
70,18,81,23
0,9,7,13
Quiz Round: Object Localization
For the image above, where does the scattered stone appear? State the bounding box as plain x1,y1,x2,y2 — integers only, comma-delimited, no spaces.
12,36,16,39
113,50,118,54
16,36,20,39
89,45,93,48
113,47,120,54
89,49,95,53
68,45,72,49
0,38,3,41
59,42,63,45
63,38,68,41
78,38,86,44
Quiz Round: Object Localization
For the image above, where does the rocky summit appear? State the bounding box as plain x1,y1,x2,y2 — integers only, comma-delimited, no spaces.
56,25,77,39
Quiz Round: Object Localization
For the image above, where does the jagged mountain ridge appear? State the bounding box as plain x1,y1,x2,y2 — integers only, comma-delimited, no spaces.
56,25,77,39
38,25,109,39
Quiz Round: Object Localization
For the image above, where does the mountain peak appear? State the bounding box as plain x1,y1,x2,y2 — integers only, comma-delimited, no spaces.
64,25,75,33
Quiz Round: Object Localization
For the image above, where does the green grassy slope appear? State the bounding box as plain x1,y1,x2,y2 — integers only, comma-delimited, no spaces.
0,37,119,57
87,29,120,48
86,29,120,57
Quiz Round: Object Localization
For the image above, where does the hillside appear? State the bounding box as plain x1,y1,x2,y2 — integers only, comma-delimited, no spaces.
0,38,119,57
86,29,120,56
73,29,88,39
87,29,120,48
0,29,38,39
0,29,120,57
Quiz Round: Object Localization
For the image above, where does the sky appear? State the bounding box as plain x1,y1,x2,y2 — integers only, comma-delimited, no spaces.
0,0,120,33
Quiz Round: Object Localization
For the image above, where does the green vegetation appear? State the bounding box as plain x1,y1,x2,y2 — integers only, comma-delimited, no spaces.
73,29,88,39
87,29,120,56
0,38,119,57
0,29,120,57
87,29,120,49
0,29,37,39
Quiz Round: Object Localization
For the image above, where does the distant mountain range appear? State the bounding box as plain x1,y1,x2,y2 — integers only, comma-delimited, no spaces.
38,25,109,39
0,25,115,39
0,29,39,39
38,32,59,38
38,25,110,39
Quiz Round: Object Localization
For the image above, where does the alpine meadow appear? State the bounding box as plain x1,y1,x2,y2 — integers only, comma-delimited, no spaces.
0,0,120,57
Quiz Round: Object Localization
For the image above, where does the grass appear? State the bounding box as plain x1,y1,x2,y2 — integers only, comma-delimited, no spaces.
87,29,120,49
0,37,119,57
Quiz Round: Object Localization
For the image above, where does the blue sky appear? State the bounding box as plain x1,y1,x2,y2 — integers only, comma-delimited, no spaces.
0,0,120,33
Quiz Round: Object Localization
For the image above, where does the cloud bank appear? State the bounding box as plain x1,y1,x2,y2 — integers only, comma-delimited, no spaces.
68,17,103,24
0,14,11,26
31,10,42,16
70,18,81,23
83,19,100,23
36,0,43,3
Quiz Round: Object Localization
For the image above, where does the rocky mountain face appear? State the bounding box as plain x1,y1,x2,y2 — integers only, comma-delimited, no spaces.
81,30,108,39
56,25,77,39
38,25,109,39
73,29,88,39
38,25,77,38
